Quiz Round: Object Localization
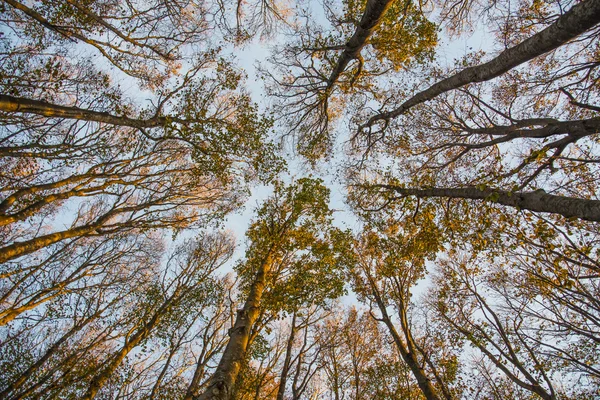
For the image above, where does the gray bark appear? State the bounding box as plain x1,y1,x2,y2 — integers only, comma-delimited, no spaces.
379,185,600,222
0,94,165,128
325,0,396,92
361,0,600,129
370,283,442,400
195,255,272,400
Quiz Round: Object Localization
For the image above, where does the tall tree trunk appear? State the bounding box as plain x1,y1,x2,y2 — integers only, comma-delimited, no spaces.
0,316,93,397
276,312,297,400
81,282,189,400
0,202,152,264
0,94,164,128
376,185,600,222
81,317,159,400
370,282,442,400
0,223,101,264
361,0,600,129
185,355,207,400
325,0,396,92
195,254,272,400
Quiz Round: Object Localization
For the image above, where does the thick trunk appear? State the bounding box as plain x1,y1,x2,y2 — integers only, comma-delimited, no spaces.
379,185,600,222
0,94,164,128
195,256,271,400
362,0,600,128
276,312,297,400
325,0,396,92
457,117,600,149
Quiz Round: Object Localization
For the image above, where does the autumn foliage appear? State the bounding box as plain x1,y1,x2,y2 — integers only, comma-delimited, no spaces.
1,0,599,399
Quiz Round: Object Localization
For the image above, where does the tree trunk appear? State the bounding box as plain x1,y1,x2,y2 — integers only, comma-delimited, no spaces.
81,306,168,399
370,283,442,400
361,0,600,128
184,357,207,400
0,94,164,128
0,180,126,227
276,312,297,400
0,223,101,264
378,185,600,222
195,255,272,400
0,317,91,397
325,0,396,92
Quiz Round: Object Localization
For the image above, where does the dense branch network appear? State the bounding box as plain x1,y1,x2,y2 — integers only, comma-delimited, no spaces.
1,0,600,399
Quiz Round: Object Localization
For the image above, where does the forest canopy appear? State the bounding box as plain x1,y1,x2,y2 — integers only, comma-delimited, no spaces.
1,0,599,399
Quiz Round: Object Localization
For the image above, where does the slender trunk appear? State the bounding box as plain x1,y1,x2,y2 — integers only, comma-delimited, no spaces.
0,173,94,214
0,317,91,397
149,323,194,399
370,283,441,400
0,223,100,264
0,202,152,264
457,117,600,148
0,180,128,227
195,255,272,400
276,312,297,400
377,185,600,222
184,356,207,400
0,290,63,326
446,317,554,400
362,0,600,129
9,325,115,400
81,307,167,400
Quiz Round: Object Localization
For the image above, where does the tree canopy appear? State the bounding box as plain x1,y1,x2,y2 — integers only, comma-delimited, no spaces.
1,0,600,398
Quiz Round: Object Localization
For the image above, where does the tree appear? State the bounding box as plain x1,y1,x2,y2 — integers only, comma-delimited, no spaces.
0,233,160,399
0,233,235,400
356,0,600,144
197,178,348,400
2,0,600,397
81,233,234,399
1,0,209,85
264,0,437,160
346,214,460,400
348,0,600,230
1,24,282,269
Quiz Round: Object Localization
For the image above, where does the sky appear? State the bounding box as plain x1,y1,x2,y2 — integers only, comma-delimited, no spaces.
217,5,494,276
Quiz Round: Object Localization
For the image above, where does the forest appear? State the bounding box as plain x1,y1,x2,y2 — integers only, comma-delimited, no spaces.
0,0,599,398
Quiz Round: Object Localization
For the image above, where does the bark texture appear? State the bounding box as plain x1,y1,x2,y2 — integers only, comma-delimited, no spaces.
371,285,442,400
195,255,272,400
0,94,165,128
362,0,600,128
325,0,396,92
380,185,600,222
